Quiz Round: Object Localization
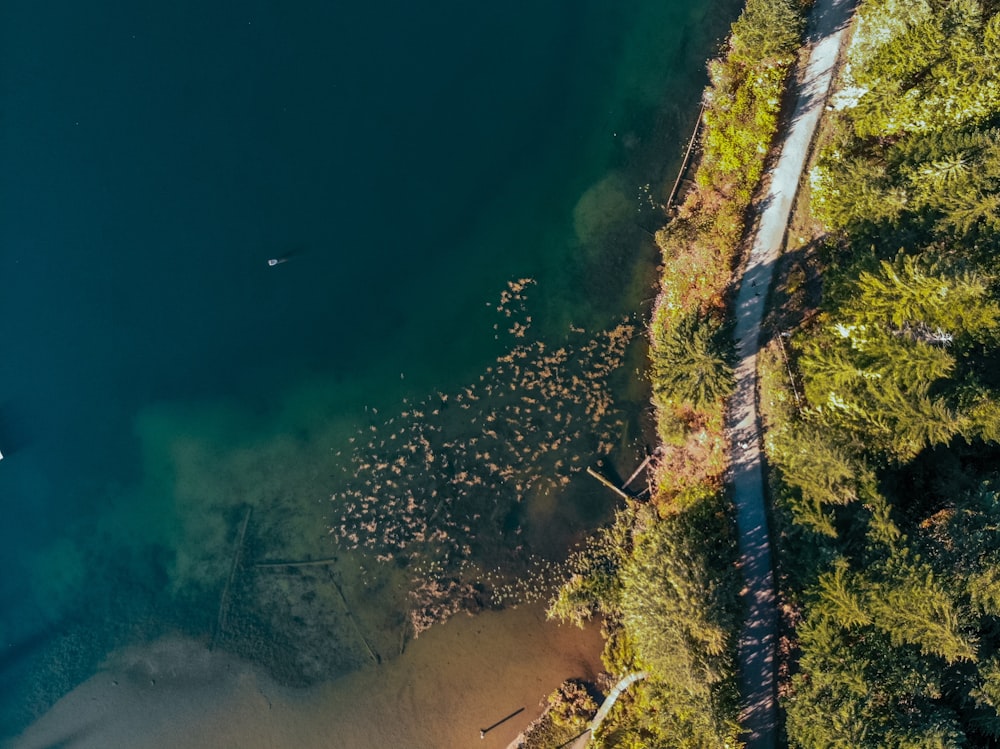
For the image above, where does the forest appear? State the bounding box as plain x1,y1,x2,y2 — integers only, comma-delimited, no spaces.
543,0,1000,746
543,0,807,745
765,0,1000,744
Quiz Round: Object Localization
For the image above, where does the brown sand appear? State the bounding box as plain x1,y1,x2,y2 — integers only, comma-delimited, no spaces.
7,604,603,749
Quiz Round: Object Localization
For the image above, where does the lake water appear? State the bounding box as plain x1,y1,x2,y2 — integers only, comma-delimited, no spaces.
0,0,740,739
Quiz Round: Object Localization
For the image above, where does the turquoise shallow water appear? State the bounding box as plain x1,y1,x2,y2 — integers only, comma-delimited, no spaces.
0,0,740,736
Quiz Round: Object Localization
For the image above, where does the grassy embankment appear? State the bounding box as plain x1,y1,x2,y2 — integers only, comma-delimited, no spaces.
756,0,1000,744
532,0,811,746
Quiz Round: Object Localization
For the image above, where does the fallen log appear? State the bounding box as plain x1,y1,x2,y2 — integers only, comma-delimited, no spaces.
215,506,253,642
254,556,339,570
585,466,632,502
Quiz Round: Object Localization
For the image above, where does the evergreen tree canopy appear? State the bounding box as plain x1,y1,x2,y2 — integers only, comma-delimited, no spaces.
617,497,741,746
781,2,1000,745
650,310,735,411
729,0,804,64
843,0,1000,135
796,251,998,457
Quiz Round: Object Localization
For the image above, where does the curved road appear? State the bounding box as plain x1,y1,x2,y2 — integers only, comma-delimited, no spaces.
726,0,855,745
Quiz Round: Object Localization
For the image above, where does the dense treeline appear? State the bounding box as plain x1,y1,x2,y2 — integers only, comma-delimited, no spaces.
650,0,804,500
767,0,1000,744
550,502,744,747
546,0,808,746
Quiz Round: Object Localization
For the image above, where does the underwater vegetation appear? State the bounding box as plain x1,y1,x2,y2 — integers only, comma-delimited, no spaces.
327,279,637,635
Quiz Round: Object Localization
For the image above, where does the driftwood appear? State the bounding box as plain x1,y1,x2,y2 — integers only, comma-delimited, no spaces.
399,620,409,656
331,575,381,665
585,467,632,502
621,451,656,489
665,102,706,213
253,554,379,663
254,556,339,570
215,506,252,641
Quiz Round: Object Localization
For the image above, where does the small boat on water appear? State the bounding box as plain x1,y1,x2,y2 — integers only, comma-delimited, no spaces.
267,257,289,267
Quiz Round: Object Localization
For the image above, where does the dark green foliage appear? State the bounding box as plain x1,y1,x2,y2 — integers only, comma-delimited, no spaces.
866,552,978,663
650,310,735,411
550,496,743,747
771,424,874,535
786,613,968,747
898,127,1000,237
843,0,1000,136
862,18,946,86
620,501,740,689
777,240,1000,746
848,253,998,336
913,481,1000,615
795,251,998,458
774,3,1000,745
815,78,1000,238
729,0,804,63
778,253,1000,744
547,509,634,628
614,497,742,747
811,153,908,231
782,484,1000,747
775,425,868,506
940,189,1000,236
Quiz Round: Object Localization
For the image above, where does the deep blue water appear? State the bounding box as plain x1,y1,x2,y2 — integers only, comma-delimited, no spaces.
0,0,740,736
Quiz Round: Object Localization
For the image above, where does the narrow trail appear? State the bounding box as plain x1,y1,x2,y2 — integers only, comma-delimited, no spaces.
725,0,855,745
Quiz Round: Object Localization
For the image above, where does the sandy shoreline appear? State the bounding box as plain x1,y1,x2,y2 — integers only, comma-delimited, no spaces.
5,603,603,749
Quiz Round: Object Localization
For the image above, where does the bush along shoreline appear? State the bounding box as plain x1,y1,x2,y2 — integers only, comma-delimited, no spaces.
543,0,809,746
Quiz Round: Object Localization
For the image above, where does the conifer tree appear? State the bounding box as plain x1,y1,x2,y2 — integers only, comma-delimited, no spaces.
650,310,735,410
729,0,803,63
816,558,871,628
